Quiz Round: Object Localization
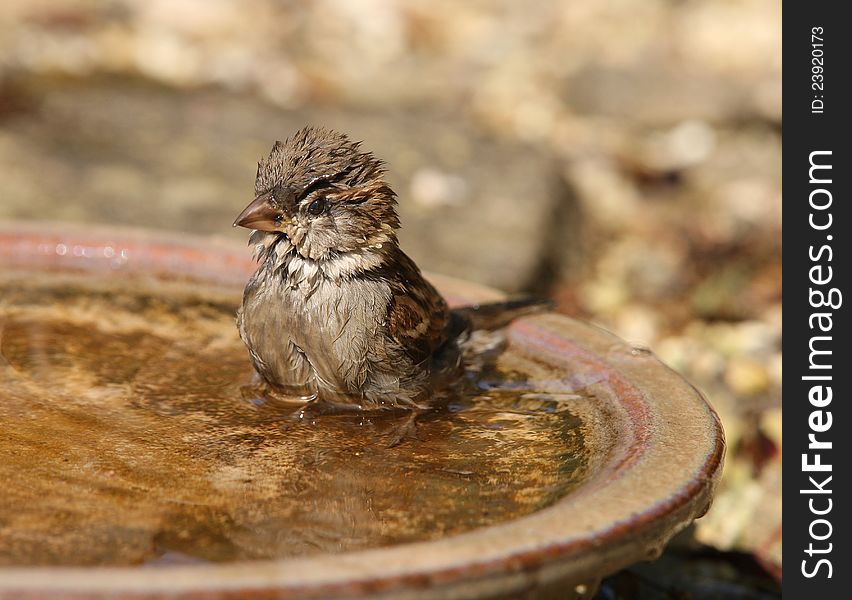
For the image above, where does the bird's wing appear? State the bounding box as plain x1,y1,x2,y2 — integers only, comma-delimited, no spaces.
384,253,450,366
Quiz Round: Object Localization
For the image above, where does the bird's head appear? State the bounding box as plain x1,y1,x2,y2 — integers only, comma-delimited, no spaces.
234,127,399,262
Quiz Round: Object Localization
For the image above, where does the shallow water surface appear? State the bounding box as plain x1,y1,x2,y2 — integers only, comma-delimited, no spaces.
0,273,588,567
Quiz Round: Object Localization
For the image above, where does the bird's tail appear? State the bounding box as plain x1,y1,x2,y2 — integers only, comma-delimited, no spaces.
451,297,552,332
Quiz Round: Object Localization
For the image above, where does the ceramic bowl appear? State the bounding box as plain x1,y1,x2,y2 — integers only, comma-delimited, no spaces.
0,223,724,600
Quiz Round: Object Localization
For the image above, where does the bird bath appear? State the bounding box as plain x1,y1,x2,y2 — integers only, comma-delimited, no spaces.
0,223,724,599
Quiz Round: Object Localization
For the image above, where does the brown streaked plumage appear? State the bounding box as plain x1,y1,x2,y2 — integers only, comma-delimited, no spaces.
234,127,545,413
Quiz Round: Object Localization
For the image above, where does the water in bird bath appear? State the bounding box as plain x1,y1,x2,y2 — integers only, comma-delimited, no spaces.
0,272,589,567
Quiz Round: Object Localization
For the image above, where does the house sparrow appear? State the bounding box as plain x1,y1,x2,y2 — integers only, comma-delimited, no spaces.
234,127,545,415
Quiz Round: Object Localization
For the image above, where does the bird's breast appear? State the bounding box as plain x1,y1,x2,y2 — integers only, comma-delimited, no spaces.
241,268,395,394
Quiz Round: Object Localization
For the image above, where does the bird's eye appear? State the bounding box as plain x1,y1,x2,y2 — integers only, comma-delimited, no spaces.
308,197,326,216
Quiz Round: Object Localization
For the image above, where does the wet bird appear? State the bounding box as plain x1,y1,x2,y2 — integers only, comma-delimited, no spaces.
233,127,545,417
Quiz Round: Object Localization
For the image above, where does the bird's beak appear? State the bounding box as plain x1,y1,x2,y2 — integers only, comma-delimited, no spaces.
233,193,290,231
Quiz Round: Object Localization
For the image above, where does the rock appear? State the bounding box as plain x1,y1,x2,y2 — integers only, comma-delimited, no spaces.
0,76,575,294
725,359,771,398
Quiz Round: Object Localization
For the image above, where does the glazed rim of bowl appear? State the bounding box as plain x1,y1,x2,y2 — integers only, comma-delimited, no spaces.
0,222,725,599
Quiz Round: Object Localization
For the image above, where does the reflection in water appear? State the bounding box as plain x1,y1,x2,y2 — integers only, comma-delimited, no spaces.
0,274,588,567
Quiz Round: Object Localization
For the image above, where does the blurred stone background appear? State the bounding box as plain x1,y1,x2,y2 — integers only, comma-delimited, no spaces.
0,0,781,596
